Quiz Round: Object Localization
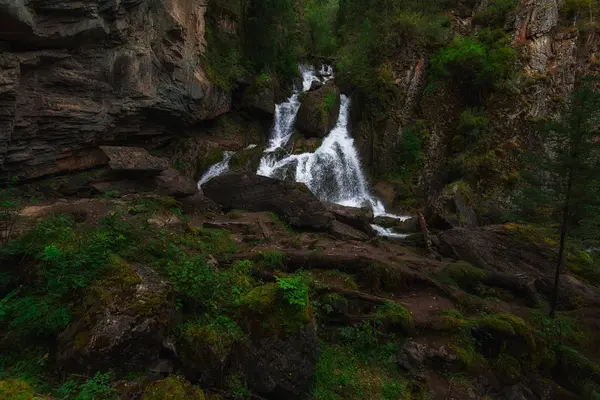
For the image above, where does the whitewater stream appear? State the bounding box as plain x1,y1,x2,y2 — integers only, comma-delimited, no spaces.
200,65,410,237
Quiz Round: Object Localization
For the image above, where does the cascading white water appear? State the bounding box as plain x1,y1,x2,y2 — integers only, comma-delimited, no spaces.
198,151,235,187
258,93,409,225
263,66,320,152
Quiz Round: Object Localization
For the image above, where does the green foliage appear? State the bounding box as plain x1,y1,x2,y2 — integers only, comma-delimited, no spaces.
56,372,118,400
276,273,310,308
322,92,336,114
304,0,339,57
472,0,518,28
392,122,426,179
513,81,600,240
225,373,251,400
243,0,302,78
430,29,517,101
178,315,245,363
311,343,408,400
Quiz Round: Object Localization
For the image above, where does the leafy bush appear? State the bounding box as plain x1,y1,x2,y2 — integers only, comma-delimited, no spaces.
276,273,310,308
304,0,339,57
56,372,118,400
472,0,518,28
430,29,517,100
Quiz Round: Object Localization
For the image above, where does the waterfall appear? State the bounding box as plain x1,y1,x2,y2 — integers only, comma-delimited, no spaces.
262,66,319,153
199,64,410,237
198,151,235,188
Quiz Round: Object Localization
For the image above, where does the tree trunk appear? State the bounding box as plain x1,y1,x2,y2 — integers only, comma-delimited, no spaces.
550,170,574,318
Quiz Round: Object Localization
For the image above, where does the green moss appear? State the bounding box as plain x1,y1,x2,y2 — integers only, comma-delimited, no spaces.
0,379,36,400
377,302,414,334
141,376,205,400
494,353,522,383
557,346,600,397
475,313,535,350
312,343,412,400
242,282,311,334
451,343,486,371
439,261,486,292
229,146,264,173
178,316,245,363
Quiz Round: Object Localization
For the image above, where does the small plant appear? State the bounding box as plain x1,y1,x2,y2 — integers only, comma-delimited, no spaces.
56,372,118,400
276,273,310,308
377,301,414,333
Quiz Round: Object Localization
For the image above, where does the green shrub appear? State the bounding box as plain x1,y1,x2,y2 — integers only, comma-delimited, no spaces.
430,29,517,99
56,372,119,400
472,0,518,28
276,273,310,308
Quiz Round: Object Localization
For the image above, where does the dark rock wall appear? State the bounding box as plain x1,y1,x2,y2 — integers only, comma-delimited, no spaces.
0,0,230,180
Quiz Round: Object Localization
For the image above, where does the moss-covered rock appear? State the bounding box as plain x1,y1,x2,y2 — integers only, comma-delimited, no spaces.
176,316,245,385
0,379,37,400
141,376,205,400
377,302,414,334
229,145,264,174
236,282,319,399
296,83,341,138
555,346,600,398
57,260,175,376
439,261,487,292
242,73,276,117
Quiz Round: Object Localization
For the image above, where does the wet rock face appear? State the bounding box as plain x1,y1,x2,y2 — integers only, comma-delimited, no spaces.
0,0,230,180
203,173,334,230
296,83,341,138
57,263,175,376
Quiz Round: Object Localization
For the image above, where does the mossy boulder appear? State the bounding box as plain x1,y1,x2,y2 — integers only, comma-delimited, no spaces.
57,258,175,376
236,283,319,399
141,376,205,400
242,74,276,117
229,145,264,174
176,316,245,385
296,82,341,138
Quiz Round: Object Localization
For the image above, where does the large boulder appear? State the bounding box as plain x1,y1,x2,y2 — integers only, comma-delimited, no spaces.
296,83,341,138
329,220,370,241
242,75,276,117
203,173,333,230
325,203,375,237
155,168,198,198
57,260,175,376
237,283,319,399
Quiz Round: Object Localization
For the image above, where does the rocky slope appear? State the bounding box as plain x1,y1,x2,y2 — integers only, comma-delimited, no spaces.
0,0,229,181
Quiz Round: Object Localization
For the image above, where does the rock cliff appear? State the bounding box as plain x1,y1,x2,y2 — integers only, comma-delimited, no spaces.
0,0,230,180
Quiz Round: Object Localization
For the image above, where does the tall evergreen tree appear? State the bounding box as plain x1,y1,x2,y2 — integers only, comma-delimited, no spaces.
515,79,600,317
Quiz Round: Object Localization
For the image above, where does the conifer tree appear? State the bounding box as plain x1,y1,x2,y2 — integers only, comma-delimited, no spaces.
516,78,600,317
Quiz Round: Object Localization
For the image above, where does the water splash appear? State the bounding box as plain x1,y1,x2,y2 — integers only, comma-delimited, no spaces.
371,224,410,239
198,151,235,187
